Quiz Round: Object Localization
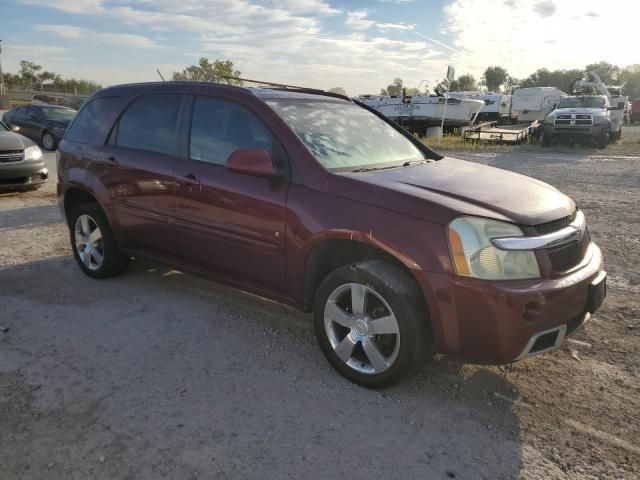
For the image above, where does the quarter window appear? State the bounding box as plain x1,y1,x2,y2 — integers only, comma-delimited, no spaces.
116,95,184,156
189,98,276,166
66,97,119,144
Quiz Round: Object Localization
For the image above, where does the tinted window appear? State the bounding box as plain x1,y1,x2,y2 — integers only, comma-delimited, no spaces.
189,98,275,166
117,95,184,156
66,97,119,144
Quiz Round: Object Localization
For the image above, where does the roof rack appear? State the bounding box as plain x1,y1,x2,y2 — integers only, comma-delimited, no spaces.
220,76,351,101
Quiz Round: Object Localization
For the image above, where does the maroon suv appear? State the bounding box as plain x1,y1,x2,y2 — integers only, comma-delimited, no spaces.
57,82,606,387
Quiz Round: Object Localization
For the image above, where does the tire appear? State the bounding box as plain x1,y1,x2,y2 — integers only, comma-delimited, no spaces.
313,260,432,388
69,202,129,279
41,131,57,151
598,132,609,149
542,133,552,147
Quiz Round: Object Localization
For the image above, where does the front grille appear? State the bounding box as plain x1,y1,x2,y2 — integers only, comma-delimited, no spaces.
534,211,576,234
554,114,593,127
0,150,24,163
547,230,591,272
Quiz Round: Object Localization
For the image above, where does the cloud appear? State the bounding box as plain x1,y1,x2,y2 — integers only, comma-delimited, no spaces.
35,24,158,49
278,0,341,15
345,10,375,30
18,0,449,94
377,0,415,3
443,0,637,81
532,0,556,18
20,0,103,14
585,10,599,17
377,22,415,31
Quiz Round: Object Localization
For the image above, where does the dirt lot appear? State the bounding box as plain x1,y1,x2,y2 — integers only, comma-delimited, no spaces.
1,127,638,479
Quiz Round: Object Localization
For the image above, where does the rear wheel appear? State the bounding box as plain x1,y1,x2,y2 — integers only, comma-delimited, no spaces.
69,203,129,278
41,131,56,151
313,260,431,388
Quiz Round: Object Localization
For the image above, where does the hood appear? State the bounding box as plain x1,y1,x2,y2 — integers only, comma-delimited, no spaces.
0,130,36,151
331,157,574,226
551,107,608,116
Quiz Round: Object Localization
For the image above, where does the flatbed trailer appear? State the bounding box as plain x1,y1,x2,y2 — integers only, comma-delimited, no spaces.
463,121,540,144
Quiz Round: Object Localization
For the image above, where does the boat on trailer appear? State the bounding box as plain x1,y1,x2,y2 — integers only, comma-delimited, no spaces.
357,94,485,133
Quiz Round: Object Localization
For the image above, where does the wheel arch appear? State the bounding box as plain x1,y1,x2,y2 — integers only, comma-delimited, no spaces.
300,235,429,317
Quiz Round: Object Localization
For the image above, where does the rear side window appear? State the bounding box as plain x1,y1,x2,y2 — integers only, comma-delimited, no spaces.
116,95,184,156
66,97,119,144
189,97,275,166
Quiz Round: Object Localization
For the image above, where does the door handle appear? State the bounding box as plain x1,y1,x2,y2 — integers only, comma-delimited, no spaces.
104,155,118,165
180,173,200,185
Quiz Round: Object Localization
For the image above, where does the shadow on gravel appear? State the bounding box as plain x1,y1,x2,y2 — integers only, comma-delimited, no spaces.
0,203,63,230
1,256,523,480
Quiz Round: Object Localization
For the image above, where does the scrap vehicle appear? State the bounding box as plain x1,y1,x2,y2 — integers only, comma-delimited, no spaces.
511,86,566,123
630,99,640,123
542,73,626,147
56,80,606,388
2,104,77,151
0,120,47,191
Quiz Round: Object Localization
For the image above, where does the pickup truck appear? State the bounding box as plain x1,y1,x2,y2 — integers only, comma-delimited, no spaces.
542,95,624,148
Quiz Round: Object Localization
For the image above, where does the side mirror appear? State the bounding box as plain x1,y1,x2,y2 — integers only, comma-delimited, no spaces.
226,149,277,177
11,125,20,132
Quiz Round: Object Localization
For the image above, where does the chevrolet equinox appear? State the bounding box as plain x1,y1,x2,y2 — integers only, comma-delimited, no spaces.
57,82,606,388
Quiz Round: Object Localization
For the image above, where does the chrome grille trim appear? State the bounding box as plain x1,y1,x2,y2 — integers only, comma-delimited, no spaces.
492,210,586,251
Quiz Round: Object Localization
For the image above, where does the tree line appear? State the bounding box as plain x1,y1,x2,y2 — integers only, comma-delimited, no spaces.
3,60,102,95
377,61,640,99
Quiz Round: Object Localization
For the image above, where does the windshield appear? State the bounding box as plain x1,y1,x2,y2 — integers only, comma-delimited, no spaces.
558,96,606,109
40,107,77,122
267,99,425,171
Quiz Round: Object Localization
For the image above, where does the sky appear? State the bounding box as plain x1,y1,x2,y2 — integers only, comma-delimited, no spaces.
1,0,638,95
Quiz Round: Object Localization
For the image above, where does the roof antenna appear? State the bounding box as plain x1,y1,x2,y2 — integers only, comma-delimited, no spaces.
156,69,166,82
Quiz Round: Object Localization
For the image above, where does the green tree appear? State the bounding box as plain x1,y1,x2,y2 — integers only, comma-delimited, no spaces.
380,77,403,96
451,74,478,92
619,64,640,100
519,68,584,92
328,87,347,95
482,66,509,92
172,58,242,85
584,61,620,84
19,60,42,86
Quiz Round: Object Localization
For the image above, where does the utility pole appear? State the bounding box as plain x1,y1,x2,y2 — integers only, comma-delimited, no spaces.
0,40,5,96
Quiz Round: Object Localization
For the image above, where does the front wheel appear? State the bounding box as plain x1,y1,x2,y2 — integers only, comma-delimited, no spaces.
313,260,431,388
69,203,129,278
542,132,552,147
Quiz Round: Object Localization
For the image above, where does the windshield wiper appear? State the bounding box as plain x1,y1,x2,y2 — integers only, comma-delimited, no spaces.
350,165,401,173
402,159,429,167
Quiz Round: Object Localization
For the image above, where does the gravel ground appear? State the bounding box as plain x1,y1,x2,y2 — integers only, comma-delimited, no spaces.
0,127,638,479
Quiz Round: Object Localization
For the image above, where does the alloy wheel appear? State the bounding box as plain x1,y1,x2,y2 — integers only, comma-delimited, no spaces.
74,214,104,271
324,283,400,374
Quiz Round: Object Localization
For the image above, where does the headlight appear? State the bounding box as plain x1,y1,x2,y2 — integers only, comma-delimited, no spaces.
24,145,43,161
448,216,540,280
592,115,609,125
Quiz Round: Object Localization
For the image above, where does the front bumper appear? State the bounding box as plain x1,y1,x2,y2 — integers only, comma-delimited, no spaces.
415,243,604,363
0,160,48,189
544,123,607,139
